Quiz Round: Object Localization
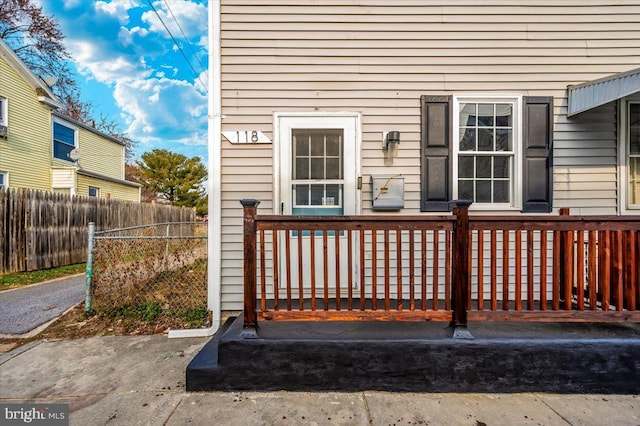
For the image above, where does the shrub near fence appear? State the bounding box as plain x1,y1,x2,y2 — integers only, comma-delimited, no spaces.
0,188,196,274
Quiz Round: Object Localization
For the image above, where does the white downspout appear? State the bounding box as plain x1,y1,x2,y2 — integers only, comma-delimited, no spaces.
168,0,221,338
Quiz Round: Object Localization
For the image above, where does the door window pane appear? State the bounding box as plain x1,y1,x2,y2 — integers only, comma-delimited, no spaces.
292,129,344,212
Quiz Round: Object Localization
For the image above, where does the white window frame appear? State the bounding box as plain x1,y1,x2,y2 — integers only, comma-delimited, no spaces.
0,171,8,189
52,117,78,162
0,97,7,126
452,94,523,211
88,186,100,197
619,98,640,213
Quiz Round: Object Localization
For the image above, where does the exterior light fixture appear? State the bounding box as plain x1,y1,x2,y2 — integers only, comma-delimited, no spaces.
383,131,400,149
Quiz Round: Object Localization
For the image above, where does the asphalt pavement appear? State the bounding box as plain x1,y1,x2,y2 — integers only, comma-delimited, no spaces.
1,335,638,425
0,274,85,336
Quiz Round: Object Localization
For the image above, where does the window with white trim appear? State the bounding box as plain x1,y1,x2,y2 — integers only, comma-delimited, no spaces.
0,97,7,126
454,98,519,207
53,120,77,162
0,171,7,189
88,186,100,197
628,102,640,208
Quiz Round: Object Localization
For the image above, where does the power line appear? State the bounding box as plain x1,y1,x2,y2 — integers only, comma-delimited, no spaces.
162,0,208,80
145,0,207,93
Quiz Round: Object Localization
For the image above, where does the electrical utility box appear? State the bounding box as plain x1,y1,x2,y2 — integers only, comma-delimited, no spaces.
370,175,404,211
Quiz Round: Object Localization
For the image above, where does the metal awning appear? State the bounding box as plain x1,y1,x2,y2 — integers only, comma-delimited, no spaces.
567,67,640,117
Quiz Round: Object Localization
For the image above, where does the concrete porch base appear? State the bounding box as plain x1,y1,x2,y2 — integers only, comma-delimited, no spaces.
186,316,639,393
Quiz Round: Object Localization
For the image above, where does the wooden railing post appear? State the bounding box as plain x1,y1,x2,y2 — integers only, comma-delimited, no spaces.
558,208,571,309
450,200,473,339
240,199,260,338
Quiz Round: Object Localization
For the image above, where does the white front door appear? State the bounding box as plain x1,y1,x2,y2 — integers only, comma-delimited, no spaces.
276,113,361,294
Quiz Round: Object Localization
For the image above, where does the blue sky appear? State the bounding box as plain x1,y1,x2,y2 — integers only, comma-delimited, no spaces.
40,0,209,162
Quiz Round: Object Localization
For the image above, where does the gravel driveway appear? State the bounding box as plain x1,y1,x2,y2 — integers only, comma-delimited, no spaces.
0,274,85,335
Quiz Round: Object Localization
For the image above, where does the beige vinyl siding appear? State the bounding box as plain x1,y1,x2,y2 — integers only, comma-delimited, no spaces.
0,56,52,191
77,174,140,202
219,1,640,310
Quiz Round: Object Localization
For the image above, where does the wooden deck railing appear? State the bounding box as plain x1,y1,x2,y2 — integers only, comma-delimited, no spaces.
241,199,640,333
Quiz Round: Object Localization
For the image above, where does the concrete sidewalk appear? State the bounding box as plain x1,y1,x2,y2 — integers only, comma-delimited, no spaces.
0,336,638,426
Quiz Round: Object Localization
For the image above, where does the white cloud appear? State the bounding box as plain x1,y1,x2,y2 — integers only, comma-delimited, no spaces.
61,0,83,8
95,0,137,24
69,40,149,84
112,77,207,148
118,26,150,47
141,0,207,40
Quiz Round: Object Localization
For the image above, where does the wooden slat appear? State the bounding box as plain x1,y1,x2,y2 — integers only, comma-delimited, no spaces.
563,229,574,310
432,229,439,311
310,230,315,311
553,230,561,310
260,309,453,322
468,310,640,322
467,229,472,311
515,230,522,311
384,229,390,311
615,230,624,312
298,229,304,311
477,230,484,311
491,230,497,311
588,230,597,311
526,230,534,310
576,230,585,311
372,230,377,310
396,230,402,311
409,230,415,311
540,230,548,311
335,228,341,311
323,230,329,310
628,231,637,311
503,230,509,311
601,230,611,311
348,230,354,311
285,230,292,311
273,230,279,310
445,230,451,311
421,229,427,311
260,229,266,312
359,229,365,311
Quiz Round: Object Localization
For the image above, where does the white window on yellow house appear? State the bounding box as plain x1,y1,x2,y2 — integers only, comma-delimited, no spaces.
53,119,77,162
89,186,100,197
0,96,7,126
629,102,640,208
0,96,7,140
0,171,7,189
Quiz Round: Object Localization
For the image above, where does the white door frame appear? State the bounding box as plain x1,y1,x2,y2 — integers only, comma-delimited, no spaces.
273,111,362,215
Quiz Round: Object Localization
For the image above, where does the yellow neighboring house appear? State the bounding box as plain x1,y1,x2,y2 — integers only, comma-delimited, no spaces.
0,39,140,202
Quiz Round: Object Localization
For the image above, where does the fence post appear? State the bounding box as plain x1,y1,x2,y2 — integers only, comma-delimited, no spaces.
240,199,260,338
85,222,95,312
450,200,473,339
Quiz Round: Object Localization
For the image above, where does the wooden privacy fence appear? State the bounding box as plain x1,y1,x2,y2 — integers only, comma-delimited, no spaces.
0,188,196,274
241,199,640,331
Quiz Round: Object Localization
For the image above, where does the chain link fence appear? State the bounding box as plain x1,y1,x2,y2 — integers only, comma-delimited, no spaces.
87,222,209,330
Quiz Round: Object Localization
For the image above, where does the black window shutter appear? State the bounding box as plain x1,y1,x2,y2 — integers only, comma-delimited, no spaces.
420,95,452,212
522,96,553,212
